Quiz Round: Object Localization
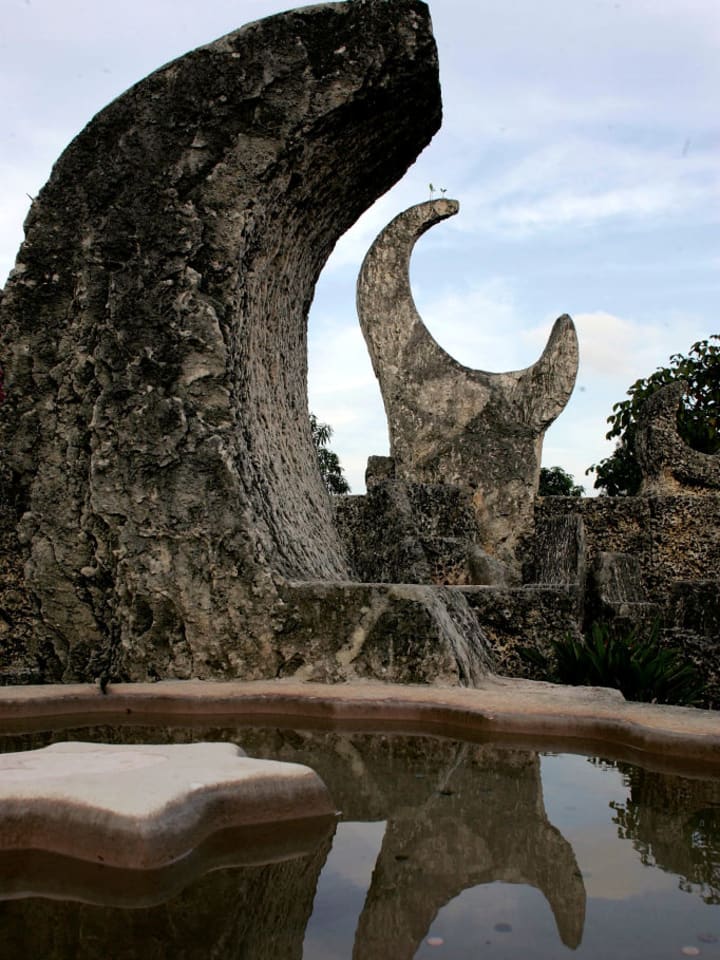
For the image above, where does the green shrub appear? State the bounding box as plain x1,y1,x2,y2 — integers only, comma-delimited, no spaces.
521,621,705,706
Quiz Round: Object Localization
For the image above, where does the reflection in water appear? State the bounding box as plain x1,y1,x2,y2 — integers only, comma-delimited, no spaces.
0,838,332,960
605,760,720,904
351,742,584,958
0,725,718,958
0,817,336,908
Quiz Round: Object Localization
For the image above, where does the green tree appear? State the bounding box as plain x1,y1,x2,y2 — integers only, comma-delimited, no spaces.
589,335,720,496
538,465,584,496
310,413,350,495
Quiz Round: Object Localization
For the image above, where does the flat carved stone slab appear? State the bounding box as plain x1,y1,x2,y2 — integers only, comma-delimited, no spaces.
0,741,335,870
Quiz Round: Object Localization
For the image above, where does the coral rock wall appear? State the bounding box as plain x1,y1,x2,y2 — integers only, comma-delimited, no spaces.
0,1,441,682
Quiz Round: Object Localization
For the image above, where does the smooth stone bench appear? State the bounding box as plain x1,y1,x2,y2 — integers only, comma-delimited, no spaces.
0,741,336,871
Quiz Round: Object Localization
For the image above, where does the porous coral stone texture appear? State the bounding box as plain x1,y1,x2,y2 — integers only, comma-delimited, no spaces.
0,2,441,681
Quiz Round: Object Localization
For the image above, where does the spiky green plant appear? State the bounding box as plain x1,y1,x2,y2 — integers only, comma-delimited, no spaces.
521,621,705,706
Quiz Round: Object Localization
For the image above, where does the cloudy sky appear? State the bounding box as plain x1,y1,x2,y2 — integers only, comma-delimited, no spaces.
1,0,718,492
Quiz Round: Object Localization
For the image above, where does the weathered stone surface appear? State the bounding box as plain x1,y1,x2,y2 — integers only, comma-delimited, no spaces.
647,495,720,596
0,741,334,870
665,580,720,707
0,0,714,701
365,454,397,489
336,488,433,585
0,477,41,684
462,585,584,679
356,199,579,568
534,497,645,596
584,551,659,634
273,581,496,686
0,1,441,683
532,495,720,701
534,495,720,608
335,479,487,585
635,381,720,494
588,552,645,606
6,677,720,771
532,507,586,588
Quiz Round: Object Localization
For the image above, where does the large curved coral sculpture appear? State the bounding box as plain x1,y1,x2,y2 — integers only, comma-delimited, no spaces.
0,1,441,681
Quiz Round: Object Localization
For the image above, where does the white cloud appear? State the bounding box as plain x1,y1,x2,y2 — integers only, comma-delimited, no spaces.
309,326,377,396
308,320,389,492
307,385,389,494
521,307,714,486
571,311,709,382
0,194,31,283
543,416,617,493
324,195,403,274
496,182,700,232
410,281,528,372
453,138,720,238
434,0,720,147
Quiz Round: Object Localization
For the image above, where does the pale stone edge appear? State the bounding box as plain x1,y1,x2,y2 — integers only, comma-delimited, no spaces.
1,678,719,773
0,743,336,870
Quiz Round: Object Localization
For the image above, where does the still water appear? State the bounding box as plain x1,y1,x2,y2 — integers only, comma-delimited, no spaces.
0,722,719,959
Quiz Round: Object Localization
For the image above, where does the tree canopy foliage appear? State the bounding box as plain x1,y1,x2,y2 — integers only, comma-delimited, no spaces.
538,465,584,497
310,413,350,495
589,335,720,496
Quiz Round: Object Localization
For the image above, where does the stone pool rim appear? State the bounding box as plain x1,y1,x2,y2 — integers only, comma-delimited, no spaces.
2,677,719,774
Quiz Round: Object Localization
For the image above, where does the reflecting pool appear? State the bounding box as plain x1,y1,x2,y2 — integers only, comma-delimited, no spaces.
1,723,719,958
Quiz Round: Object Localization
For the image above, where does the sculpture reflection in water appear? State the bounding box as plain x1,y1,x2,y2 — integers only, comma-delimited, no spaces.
0,835,333,960
347,741,585,958
605,759,720,904
2,729,720,957
0,730,586,958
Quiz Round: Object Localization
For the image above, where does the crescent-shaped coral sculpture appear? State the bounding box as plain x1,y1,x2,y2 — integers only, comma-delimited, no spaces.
357,199,579,567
